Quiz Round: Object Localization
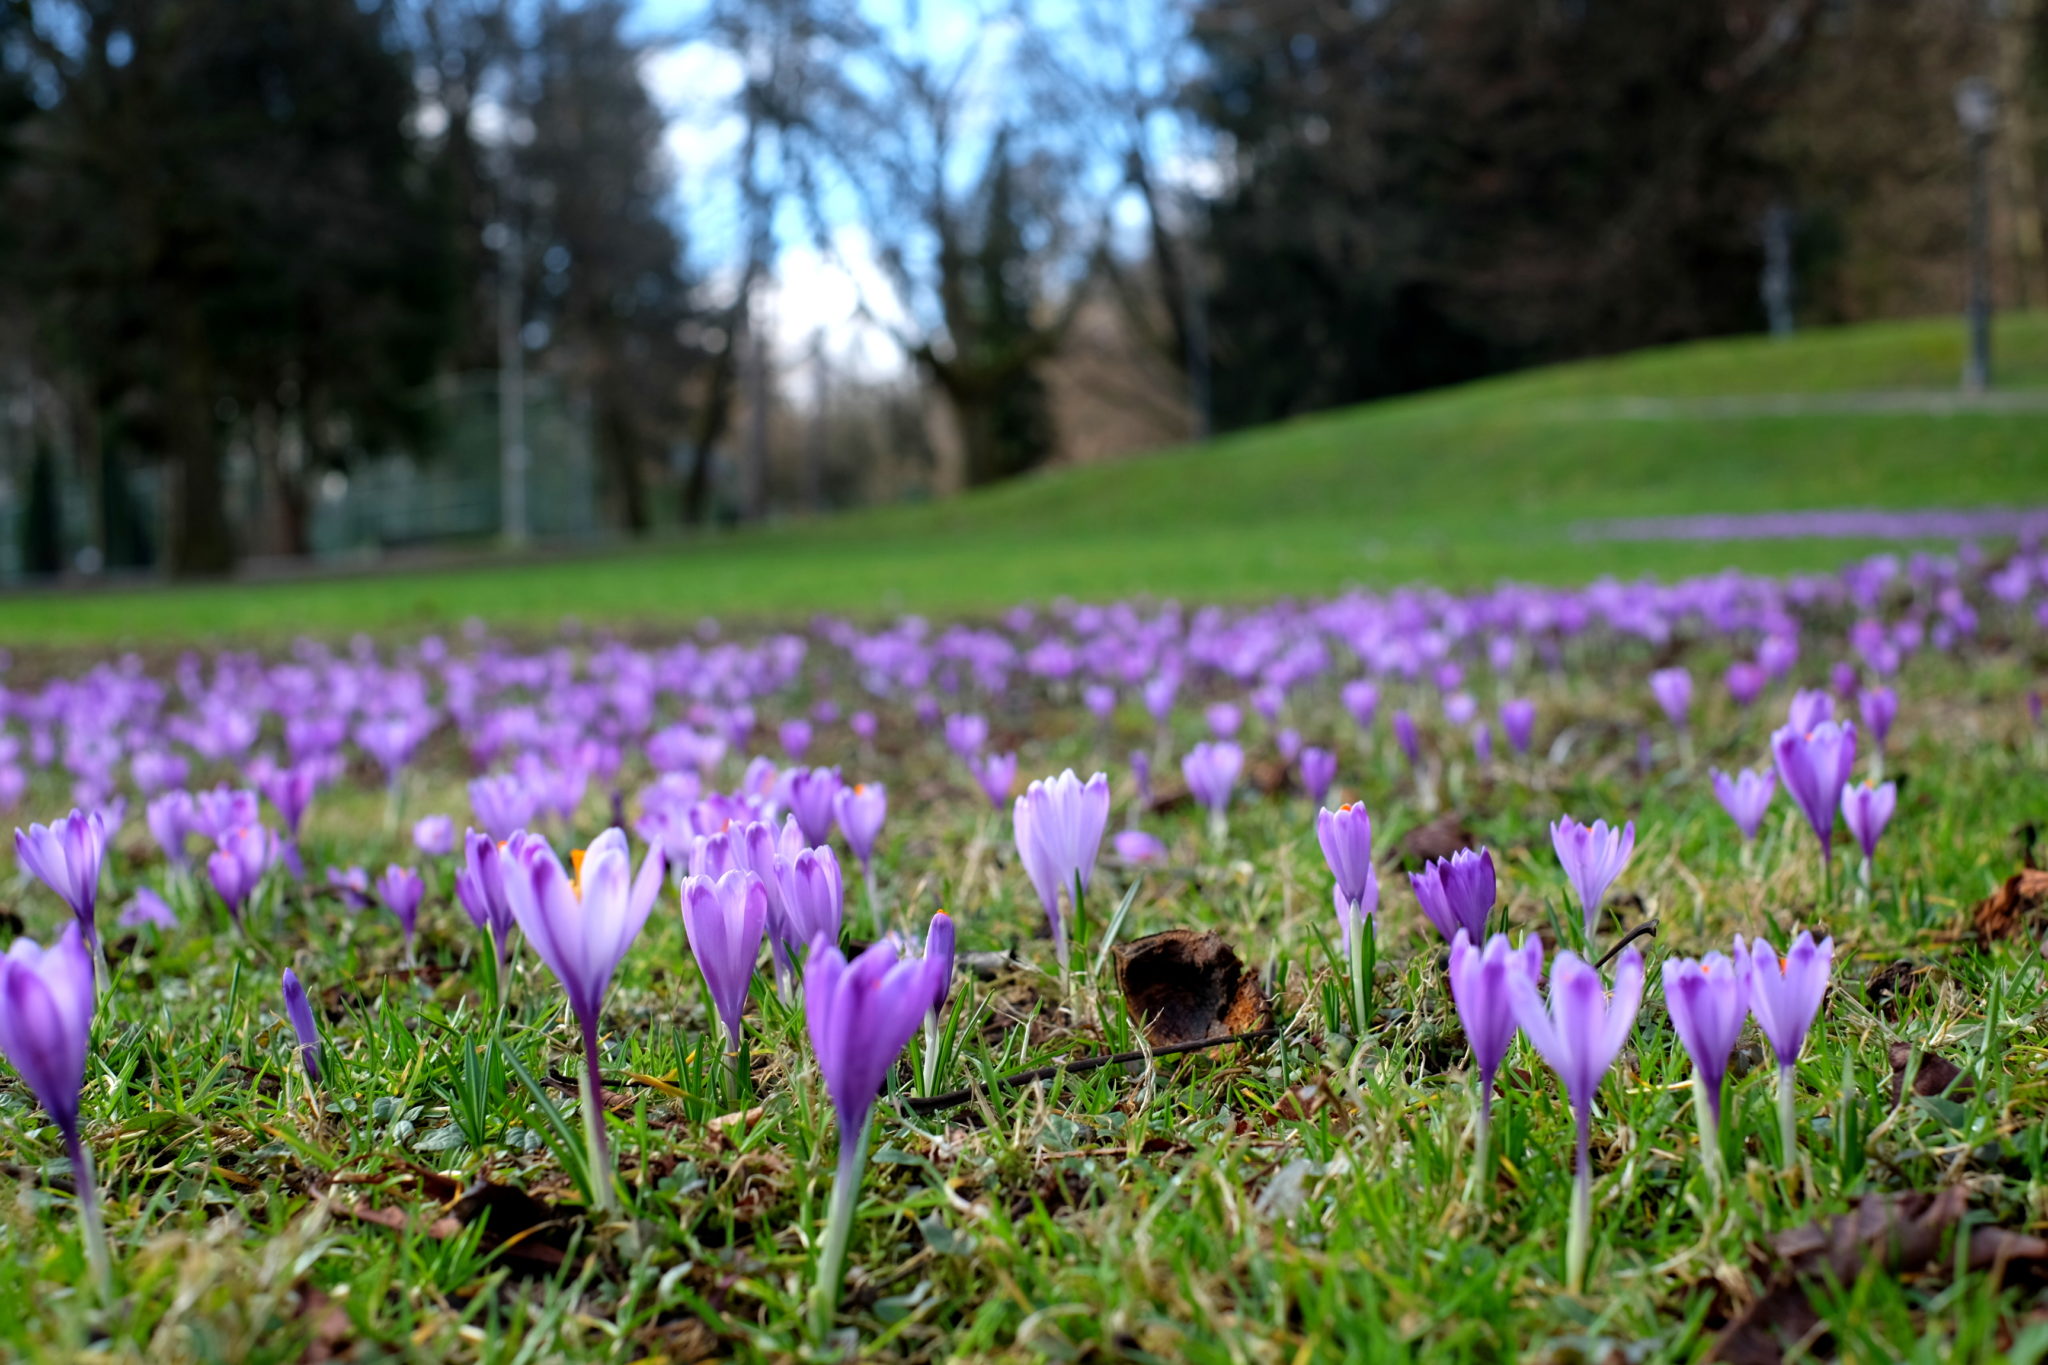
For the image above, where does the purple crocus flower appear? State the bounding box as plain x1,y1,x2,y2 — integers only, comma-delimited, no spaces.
970,751,1018,809
802,935,932,1337
147,791,198,868
1341,679,1379,730
0,924,109,1293
1275,727,1302,762
412,814,455,858
914,910,957,1094
1859,685,1898,751
1411,847,1496,945
193,785,260,841
1724,662,1766,709
1083,684,1117,722
832,782,887,872
1741,931,1834,1165
470,773,538,839
376,865,426,953
1711,767,1777,841
1471,722,1493,767
943,713,987,759
920,910,955,1023
118,888,177,931
1500,699,1536,756
14,810,108,950
849,710,877,743
1129,751,1152,808
1448,929,1542,1193
256,763,318,878
1508,944,1646,1293
456,829,522,970
774,845,845,962
1550,816,1635,941
1181,741,1243,825
208,825,279,929
1142,673,1179,724
1315,803,1377,952
1662,951,1750,1182
786,767,844,848
1012,770,1110,968
1205,702,1241,738
326,864,372,911
1113,829,1166,864
1650,667,1693,730
681,869,769,1053
1298,747,1336,806
1318,801,1379,1032
1392,710,1420,767
0,924,96,1139
1771,720,1857,865
281,968,321,1086
501,827,665,1213
1785,689,1833,733
1841,779,1897,867
131,749,189,797
780,719,813,760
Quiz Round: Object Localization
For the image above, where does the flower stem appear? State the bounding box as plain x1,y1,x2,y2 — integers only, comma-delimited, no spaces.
1777,1064,1799,1172
1467,1082,1493,1206
1345,910,1376,1038
809,1114,872,1342
921,1013,941,1096
66,1130,113,1304
1691,1072,1724,1195
579,1018,618,1215
863,863,882,940
1566,1107,1592,1294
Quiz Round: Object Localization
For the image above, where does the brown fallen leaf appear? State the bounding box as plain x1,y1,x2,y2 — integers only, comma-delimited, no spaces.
329,1164,583,1275
1248,759,1290,798
1385,812,1478,871
1888,1043,1974,1106
1144,780,1195,815
1864,960,1930,1019
1113,928,1270,1049
294,1285,356,1364
1970,868,2048,944
1707,1189,2048,1363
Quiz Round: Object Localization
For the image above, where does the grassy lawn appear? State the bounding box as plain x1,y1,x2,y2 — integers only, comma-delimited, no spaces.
2,616,2045,1361
3,313,2046,645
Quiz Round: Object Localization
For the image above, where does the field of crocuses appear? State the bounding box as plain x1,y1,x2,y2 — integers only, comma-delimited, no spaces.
4,545,2048,1362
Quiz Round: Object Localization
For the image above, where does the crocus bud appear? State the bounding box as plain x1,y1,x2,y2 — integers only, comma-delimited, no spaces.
1411,847,1496,946
1550,816,1634,939
281,968,321,1085
681,870,768,1052
1711,767,1776,841
833,782,888,871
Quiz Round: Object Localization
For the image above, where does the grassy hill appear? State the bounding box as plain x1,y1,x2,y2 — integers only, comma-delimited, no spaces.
6,313,2047,645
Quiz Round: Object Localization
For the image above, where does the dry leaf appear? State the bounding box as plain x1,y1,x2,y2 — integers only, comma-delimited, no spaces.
1970,869,2048,943
330,1162,582,1275
1887,1043,1974,1105
1112,928,1270,1049
1707,1190,2048,1363
1386,812,1479,870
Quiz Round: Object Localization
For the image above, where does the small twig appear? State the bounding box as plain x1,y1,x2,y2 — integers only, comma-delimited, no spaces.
905,1027,1277,1114
1596,920,1659,969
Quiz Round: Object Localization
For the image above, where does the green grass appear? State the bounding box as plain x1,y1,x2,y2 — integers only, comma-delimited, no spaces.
5,313,2047,645
3,641,2046,1360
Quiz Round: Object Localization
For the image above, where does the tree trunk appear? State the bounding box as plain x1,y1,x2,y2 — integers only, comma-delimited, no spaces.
163,335,234,577
600,395,649,535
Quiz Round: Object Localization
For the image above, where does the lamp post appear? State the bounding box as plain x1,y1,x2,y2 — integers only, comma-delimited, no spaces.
1955,77,1997,393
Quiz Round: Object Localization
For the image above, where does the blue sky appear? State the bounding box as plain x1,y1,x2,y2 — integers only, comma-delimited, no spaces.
627,0,1204,375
